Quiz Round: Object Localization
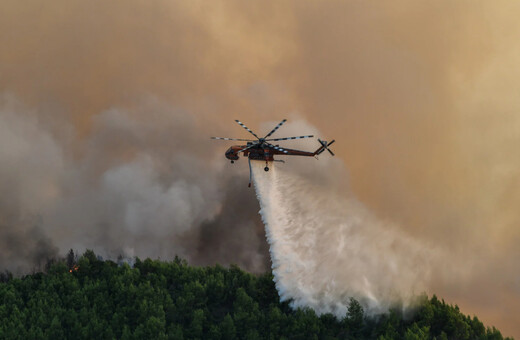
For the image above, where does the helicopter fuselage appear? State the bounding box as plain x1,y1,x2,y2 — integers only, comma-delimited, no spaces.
225,142,315,162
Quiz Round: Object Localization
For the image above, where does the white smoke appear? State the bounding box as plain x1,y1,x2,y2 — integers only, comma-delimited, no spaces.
0,94,269,273
252,160,442,317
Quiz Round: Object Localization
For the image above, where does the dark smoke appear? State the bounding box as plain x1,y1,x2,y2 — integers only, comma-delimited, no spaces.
0,94,269,273
182,179,270,273
0,223,59,275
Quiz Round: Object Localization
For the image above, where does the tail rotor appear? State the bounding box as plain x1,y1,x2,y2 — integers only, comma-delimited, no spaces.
317,139,335,156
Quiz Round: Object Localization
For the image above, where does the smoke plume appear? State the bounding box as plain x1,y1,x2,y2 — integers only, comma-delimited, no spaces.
1,0,520,336
0,94,267,273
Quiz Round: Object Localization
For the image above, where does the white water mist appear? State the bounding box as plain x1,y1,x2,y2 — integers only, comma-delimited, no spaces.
252,160,435,317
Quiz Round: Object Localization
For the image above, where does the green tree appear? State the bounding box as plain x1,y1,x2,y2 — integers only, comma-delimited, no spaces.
220,314,236,340
344,297,364,337
404,323,430,340
46,315,65,339
233,288,260,337
188,309,205,339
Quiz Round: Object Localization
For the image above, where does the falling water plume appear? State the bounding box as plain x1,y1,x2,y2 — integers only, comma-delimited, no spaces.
251,160,435,317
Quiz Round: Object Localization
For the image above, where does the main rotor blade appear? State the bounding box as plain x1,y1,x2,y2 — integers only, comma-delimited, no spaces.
266,142,289,154
265,135,314,142
264,119,287,138
210,137,255,141
237,143,257,153
235,120,260,139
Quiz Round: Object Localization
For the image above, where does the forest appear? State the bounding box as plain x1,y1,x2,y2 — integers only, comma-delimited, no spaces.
0,250,512,340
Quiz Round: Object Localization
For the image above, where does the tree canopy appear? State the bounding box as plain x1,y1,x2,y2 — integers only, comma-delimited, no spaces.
0,250,512,339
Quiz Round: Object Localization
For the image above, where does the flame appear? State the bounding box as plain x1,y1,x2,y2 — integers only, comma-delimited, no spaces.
69,265,79,273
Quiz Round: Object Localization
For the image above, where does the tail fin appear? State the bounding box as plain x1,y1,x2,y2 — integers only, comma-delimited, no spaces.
315,139,335,156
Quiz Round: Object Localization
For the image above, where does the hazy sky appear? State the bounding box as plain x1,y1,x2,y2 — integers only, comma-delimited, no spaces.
1,1,519,337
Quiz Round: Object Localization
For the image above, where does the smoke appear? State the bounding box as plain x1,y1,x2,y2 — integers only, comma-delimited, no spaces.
1,0,520,336
0,95,61,272
0,94,267,273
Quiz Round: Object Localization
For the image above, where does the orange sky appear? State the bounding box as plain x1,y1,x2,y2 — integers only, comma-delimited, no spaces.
1,1,519,336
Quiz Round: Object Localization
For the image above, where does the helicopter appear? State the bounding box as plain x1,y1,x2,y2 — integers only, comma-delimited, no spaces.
211,119,335,186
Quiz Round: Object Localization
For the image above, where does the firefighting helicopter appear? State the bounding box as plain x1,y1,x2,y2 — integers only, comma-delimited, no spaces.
211,119,335,186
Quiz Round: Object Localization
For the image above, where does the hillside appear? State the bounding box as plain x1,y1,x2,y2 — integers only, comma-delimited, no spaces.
0,250,512,340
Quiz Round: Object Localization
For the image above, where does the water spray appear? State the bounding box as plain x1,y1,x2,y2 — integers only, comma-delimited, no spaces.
251,161,434,317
